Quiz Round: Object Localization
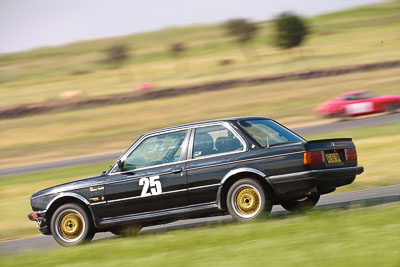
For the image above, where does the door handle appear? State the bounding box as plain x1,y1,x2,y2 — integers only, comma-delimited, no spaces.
171,168,183,174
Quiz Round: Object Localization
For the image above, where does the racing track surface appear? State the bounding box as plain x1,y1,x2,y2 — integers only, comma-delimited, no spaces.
1,184,399,254
1,112,399,177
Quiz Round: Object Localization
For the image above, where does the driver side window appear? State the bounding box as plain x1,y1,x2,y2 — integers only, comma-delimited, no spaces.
123,130,187,171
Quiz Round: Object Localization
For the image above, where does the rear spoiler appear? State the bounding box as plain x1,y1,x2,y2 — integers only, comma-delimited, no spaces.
305,138,354,150
306,138,352,144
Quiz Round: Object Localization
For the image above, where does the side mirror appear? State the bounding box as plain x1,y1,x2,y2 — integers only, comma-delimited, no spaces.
117,159,125,170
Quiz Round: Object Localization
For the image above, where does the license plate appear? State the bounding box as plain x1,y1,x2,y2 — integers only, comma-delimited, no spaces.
325,152,341,164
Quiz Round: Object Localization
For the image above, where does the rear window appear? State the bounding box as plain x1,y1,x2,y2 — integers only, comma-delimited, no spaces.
193,125,244,158
239,119,304,147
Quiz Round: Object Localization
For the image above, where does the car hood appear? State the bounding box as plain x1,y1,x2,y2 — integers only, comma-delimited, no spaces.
31,173,106,199
315,100,341,112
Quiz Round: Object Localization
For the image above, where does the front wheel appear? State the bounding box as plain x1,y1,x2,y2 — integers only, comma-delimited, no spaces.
334,111,348,121
281,193,320,212
50,203,94,246
226,178,272,221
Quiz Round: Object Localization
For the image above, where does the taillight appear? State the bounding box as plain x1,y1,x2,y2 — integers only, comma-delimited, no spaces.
32,212,39,219
303,151,324,164
344,148,357,161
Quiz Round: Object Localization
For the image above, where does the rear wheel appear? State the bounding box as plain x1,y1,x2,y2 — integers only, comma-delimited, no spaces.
226,178,272,221
50,203,94,246
281,193,320,212
385,103,399,113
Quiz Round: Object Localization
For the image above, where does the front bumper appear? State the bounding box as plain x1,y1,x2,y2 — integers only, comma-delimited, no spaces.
28,210,50,235
268,166,364,197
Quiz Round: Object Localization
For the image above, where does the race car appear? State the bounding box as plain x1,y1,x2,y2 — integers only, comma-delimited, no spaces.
315,90,400,118
28,117,364,246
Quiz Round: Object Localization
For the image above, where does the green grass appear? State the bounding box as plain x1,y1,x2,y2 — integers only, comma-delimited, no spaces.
0,1,400,107
1,0,400,168
1,67,399,168
1,1,399,241
0,122,398,240
308,122,400,191
0,162,111,240
1,203,399,266
0,162,112,187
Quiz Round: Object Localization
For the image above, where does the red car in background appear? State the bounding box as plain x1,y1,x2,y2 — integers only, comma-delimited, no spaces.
316,90,400,118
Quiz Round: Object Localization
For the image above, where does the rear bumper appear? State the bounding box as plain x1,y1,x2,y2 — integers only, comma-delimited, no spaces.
28,210,50,235
269,166,364,182
268,166,364,197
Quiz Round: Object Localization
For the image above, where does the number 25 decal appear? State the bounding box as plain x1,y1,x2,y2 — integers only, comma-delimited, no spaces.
139,175,162,197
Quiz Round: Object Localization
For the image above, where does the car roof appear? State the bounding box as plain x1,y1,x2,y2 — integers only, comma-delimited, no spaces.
145,116,269,135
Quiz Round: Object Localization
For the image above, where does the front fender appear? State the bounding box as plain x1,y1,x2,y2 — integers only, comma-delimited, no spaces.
45,192,90,211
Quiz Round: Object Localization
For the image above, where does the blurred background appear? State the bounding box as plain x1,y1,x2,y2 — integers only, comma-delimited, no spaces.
0,0,399,264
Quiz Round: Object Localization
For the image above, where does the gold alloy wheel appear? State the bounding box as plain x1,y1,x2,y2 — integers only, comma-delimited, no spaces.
235,186,261,216
59,211,84,240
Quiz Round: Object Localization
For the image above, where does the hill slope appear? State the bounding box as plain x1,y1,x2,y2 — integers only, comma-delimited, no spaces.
0,1,399,107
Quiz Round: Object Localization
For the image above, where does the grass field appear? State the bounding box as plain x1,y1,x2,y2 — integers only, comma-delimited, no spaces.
0,1,399,107
1,203,399,266
309,122,400,192
1,1,400,168
0,122,398,240
0,0,399,245
1,67,399,168
0,162,111,240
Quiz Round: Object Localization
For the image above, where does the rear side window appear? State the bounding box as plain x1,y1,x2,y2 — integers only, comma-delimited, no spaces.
193,125,244,158
239,119,303,147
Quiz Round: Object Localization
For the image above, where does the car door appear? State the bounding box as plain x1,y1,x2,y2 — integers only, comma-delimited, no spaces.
344,92,375,115
186,124,247,206
104,129,190,218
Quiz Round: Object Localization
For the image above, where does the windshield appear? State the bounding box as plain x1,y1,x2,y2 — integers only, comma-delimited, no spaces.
239,119,304,147
337,91,377,101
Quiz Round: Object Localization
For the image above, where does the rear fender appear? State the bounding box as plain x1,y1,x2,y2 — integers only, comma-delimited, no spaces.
217,168,276,209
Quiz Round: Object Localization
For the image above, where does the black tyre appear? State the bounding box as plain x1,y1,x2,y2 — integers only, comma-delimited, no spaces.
328,108,347,120
385,103,399,113
50,203,94,246
334,112,348,121
226,178,272,221
281,193,320,212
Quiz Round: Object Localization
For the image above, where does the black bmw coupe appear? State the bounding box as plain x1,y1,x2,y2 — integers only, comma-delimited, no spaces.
28,117,363,246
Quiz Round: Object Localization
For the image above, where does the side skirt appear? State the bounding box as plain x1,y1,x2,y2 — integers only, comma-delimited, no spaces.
96,202,219,228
